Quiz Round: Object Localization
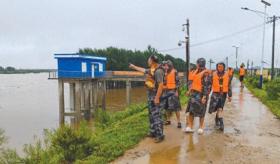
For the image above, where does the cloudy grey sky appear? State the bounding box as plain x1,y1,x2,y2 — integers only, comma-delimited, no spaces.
0,0,280,69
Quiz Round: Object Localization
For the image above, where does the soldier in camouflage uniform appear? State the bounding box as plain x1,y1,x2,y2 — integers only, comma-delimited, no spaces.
209,62,232,131
185,58,212,134
129,55,165,143
162,60,182,128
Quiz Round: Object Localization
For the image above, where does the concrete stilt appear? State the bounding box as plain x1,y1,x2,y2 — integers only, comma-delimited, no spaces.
84,82,91,120
102,80,106,110
126,80,131,106
69,83,75,124
93,81,98,110
75,81,82,123
58,80,65,125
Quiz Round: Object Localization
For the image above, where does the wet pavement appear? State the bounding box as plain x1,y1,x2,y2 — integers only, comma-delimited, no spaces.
114,79,280,164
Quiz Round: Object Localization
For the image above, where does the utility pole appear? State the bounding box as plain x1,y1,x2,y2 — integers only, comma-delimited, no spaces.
271,15,276,80
185,19,190,85
251,61,254,76
232,46,239,70
226,57,229,69
269,15,280,80
179,19,190,87
209,59,215,70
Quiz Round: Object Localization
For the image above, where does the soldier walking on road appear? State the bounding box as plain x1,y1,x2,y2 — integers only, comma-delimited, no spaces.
162,60,182,128
185,58,211,134
209,62,232,131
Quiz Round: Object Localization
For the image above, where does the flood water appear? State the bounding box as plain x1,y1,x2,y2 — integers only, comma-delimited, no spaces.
0,73,146,152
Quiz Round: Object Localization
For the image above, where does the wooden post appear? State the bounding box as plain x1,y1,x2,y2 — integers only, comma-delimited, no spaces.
75,81,81,123
102,80,106,110
58,80,65,125
84,82,91,120
126,80,131,106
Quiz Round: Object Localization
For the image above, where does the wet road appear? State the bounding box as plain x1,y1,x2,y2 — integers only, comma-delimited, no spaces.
114,79,280,164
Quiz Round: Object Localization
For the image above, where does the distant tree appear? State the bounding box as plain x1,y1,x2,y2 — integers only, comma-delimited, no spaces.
78,46,189,72
5,67,16,71
0,66,4,71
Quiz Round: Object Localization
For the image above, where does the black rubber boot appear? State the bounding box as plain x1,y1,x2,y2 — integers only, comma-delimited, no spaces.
219,118,224,131
177,122,182,128
215,114,219,127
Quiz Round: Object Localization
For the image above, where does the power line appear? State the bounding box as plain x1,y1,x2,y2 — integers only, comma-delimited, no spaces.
158,23,264,53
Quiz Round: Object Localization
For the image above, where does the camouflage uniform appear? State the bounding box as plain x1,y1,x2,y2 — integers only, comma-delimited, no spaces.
186,69,212,117
209,72,232,114
163,70,181,112
146,68,165,138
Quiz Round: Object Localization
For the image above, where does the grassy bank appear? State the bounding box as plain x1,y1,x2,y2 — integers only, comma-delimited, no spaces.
244,77,280,118
0,104,149,164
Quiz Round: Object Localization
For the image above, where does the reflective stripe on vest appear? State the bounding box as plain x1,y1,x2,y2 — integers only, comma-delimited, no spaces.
212,71,229,93
191,69,207,92
165,69,176,89
239,68,245,76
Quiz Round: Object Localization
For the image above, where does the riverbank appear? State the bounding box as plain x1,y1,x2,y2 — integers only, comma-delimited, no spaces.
0,69,54,74
0,84,187,163
244,76,280,118
0,104,149,163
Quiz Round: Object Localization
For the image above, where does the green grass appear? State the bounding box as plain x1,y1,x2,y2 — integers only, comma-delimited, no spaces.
245,77,280,118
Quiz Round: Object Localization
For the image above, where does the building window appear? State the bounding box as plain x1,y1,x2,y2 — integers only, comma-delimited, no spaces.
82,62,87,72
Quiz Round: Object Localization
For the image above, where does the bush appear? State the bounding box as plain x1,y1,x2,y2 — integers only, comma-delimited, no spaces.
0,129,22,164
265,80,280,100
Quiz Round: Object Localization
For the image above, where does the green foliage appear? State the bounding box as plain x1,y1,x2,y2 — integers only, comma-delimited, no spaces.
79,46,189,72
22,123,94,164
265,80,280,100
0,129,22,164
245,77,280,118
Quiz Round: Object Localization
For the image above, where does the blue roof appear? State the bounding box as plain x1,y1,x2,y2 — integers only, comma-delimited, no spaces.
54,53,107,61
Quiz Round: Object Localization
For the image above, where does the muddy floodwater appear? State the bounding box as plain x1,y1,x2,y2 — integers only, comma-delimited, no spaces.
0,73,146,152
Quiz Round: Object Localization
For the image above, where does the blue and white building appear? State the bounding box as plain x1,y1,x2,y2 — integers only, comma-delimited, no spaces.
54,53,107,78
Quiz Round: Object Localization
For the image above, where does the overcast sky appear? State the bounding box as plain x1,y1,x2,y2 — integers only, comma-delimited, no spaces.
0,0,280,69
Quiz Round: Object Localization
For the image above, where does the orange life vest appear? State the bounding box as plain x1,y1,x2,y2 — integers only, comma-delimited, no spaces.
212,71,229,93
145,64,163,89
164,69,176,90
191,69,208,92
239,68,245,76
189,70,195,81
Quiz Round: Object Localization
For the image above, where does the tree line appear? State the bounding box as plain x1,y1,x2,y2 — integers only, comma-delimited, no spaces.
78,45,190,71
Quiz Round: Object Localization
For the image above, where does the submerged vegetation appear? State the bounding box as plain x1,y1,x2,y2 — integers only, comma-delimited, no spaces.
245,76,280,118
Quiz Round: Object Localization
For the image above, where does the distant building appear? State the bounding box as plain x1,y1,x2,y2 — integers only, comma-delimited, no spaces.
54,53,107,78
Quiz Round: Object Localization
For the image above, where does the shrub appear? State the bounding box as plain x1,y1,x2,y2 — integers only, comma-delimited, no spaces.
265,80,280,100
